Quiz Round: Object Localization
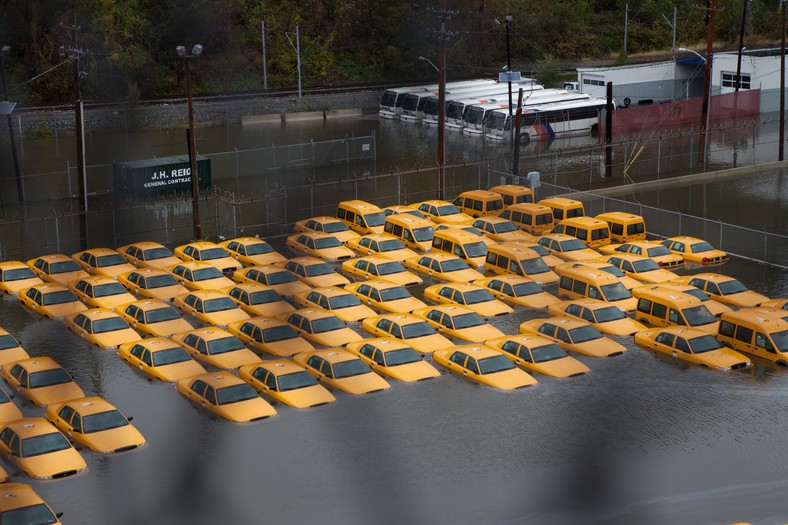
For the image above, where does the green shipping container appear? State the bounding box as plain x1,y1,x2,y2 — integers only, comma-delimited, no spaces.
113,155,211,200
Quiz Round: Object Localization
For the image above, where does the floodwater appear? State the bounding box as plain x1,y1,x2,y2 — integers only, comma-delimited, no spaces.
0,111,787,524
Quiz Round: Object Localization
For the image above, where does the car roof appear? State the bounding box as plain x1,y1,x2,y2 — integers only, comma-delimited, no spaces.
123,338,182,352
1,418,60,438
176,327,233,341
249,359,304,376
57,396,117,416
9,356,61,372
0,483,51,511
189,371,245,388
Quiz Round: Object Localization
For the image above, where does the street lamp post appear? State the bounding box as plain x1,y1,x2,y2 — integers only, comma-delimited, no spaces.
418,55,445,200
176,44,203,240
0,46,22,204
504,16,513,143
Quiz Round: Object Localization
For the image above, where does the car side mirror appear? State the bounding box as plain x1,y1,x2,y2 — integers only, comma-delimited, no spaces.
56,512,64,519
127,416,134,422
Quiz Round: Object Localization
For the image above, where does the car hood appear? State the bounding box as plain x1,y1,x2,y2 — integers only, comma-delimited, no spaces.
333,372,390,395
21,447,86,479
78,425,146,454
479,367,537,390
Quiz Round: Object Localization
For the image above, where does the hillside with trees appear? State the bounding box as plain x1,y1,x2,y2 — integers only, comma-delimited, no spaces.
0,0,784,106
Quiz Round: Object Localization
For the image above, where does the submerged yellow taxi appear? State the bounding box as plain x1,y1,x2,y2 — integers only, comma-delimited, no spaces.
341,256,423,286
361,314,453,354
226,283,295,318
634,327,751,371
423,283,513,318
0,483,63,523
68,276,137,310
72,247,136,279
279,257,350,288
670,273,768,308
520,317,627,357
0,418,86,480
547,298,647,336
285,232,355,262
293,216,361,244
600,241,683,268
345,338,441,382
0,327,30,368
432,344,536,390
472,275,560,309
602,254,680,284
1,356,84,407
117,241,181,270
292,287,376,322
0,261,43,296
472,216,537,243
281,308,363,347
118,268,190,301
27,253,89,285
219,237,287,266
346,233,419,262
227,317,316,357
413,305,505,343
174,241,242,274
537,234,601,262
293,349,391,395
177,372,276,423
115,299,194,337
117,338,207,382
167,261,236,292
238,360,336,408
661,236,728,265
485,334,590,377
173,290,251,328
18,283,87,320
344,280,427,313
64,308,141,349
45,396,146,454
170,327,260,369
404,253,484,283
232,265,311,297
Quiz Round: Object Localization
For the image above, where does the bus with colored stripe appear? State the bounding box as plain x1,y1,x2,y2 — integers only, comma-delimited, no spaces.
426,80,541,129
484,97,608,143
398,80,499,123
378,79,497,120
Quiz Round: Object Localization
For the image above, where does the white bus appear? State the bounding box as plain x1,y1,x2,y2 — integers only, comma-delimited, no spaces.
484,97,608,142
458,89,585,134
398,79,498,123
421,80,542,127
445,83,548,131
378,79,496,120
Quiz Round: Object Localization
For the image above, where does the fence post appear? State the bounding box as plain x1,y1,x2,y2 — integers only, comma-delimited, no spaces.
55,216,61,252
657,136,661,178
235,148,240,197
678,211,682,235
719,219,723,251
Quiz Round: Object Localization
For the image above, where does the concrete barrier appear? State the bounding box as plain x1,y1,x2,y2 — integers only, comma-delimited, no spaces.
242,114,283,125
325,108,362,119
285,111,325,122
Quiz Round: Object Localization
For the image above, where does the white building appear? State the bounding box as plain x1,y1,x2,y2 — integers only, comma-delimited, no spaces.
576,48,786,113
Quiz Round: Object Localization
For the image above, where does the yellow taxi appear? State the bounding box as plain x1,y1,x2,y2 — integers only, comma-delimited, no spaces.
660,236,729,265
68,276,137,310
0,327,30,368
344,280,427,313
227,317,315,357
600,241,684,268
383,205,427,219
520,317,627,357
0,418,86,480
361,314,453,354
0,261,43,295
281,308,363,347
472,216,537,243
292,287,376,322
167,261,235,291
45,396,146,454
279,257,351,288
232,265,310,297
285,232,356,262
485,334,590,377
117,338,206,382
537,234,601,262
17,283,87,320
653,283,732,317
63,308,141,349
225,283,295,318
176,372,276,422
472,275,560,309
511,241,564,268
219,237,287,266
346,233,419,262
27,253,89,285
424,283,513,318
602,254,680,284
345,338,441,382
174,241,242,274
293,349,391,395
173,290,251,328
118,268,189,301
170,327,260,369
0,483,63,523
556,261,642,290
1,356,85,407
404,253,484,283
0,387,22,424
341,256,423,287
238,359,336,408
116,241,181,270
435,223,497,247
72,247,136,279
412,305,505,342
547,298,647,336
414,200,474,225
293,216,361,244
760,298,788,311
634,327,751,371
115,299,193,337
432,344,537,390
670,273,768,308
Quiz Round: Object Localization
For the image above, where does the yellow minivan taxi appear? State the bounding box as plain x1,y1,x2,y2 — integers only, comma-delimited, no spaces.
632,285,719,334
550,216,611,249
430,229,489,269
383,214,436,252
452,190,504,218
497,203,555,236
336,200,387,235
717,310,788,364
484,243,558,285
537,197,585,224
555,264,637,312
595,212,647,243
488,185,534,206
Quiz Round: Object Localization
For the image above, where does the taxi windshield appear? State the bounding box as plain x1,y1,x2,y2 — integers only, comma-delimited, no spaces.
683,306,716,326
646,245,671,257
310,316,345,333
690,241,714,253
569,325,602,343
521,257,549,275
463,289,495,304
379,287,411,301
42,290,78,305
364,212,386,228
559,239,587,252
323,222,349,233
452,312,485,329
152,347,191,366
192,267,224,281
92,317,130,334
50,260,81,273
245,242,274,255
3,267,36,281
147,274,179,288
718,280,748,294
83,410,129,433
594,306,626,322
688,335,724,354
263,325,298,343
771,330,788,352
464,242,487,258
378,239,406,252
600,283,632,302
203,298,237,313
377,262,406,275
402,322,436,338
478,354,516,374
0,503,58,523
437,204,461,216
531,343,567,362
494,221,518,233
143,247,174,260
216,384,258,405
22,432,71,458
199,247,230,260
267,271,297,284
512,281,542,296
93,283,128,297
29,368,71,388
333,359,370,378
384,347,422,366
314,237,342,249
249,290,281,305
632,259,660,272
0,335,19,350
146,307,180,323
305,264,335,277
329,294,361,309
441,259,470,272
413,226,435,242
96,254,127,267
207,336,245,354
278,371,318,391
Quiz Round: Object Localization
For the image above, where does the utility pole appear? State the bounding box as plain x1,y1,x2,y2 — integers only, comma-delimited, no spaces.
505,15,513,143
735,0,749,92
623,4,629,57
512,88,523,177
780,0,785,161
285,26,302,98
261,20,268,90
0,46,23,204
695,1,723,163
605,82,613,178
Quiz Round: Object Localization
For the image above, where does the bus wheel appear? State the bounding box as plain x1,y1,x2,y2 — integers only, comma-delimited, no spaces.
519,133,530,145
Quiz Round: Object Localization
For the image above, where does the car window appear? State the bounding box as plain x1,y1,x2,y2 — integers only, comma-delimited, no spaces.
204,386,217,405
72,413,83,432
58,405,76,424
